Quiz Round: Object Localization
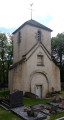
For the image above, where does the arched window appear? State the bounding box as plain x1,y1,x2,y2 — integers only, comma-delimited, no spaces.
37,31,41,42
18,31,21,44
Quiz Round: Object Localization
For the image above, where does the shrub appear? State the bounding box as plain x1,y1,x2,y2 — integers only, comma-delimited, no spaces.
0,90,10,99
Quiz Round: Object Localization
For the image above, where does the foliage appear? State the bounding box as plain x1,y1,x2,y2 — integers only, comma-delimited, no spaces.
51,33,64,81
0,33,7,84
0,33,13,86
0,90,10,98
51,33,64,67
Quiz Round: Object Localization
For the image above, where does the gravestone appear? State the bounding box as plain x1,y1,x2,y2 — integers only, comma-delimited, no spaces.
10,90,23,108
11,106,47,120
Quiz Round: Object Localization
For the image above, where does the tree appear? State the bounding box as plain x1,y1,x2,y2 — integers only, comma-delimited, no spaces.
0,33,13,88
51,33,64,82
0,33,7,84
6,34,13,83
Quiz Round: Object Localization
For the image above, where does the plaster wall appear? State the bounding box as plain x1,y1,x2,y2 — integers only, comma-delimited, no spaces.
9,46,61,97
13,25,51,64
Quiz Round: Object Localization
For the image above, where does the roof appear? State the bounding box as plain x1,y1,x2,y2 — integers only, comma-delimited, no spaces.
13,19,52,34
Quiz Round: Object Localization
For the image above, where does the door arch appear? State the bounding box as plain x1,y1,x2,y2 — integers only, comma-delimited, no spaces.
30,71,49,98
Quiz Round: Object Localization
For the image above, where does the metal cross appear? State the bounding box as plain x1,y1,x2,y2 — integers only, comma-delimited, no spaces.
30,3,33,19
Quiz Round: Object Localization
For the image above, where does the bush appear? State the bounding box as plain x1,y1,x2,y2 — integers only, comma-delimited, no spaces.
0,90,10,98
0,83,8,90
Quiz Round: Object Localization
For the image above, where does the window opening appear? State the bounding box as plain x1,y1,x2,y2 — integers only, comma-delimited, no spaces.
37,31,41,42
37,55,44,66
18,31,21,44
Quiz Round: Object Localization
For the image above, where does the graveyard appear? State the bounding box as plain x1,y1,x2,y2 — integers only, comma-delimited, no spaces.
0,90,64,120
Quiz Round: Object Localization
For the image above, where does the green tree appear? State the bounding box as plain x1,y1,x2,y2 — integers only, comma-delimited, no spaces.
0,33,7,84
0,33,13,88
6,34,13,83
51,33,64,82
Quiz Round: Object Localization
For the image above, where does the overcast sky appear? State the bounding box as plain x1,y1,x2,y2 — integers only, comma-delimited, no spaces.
0,0,64,37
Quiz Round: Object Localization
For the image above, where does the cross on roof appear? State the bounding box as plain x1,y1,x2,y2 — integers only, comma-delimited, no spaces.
30,3,33,19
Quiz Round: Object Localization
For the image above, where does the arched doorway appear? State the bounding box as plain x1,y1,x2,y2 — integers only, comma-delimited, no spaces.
30,71,49,98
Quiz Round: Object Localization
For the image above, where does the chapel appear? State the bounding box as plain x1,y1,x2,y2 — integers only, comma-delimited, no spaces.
9,19,61,98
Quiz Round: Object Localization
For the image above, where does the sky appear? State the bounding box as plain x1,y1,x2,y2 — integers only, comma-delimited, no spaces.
0,0,64,37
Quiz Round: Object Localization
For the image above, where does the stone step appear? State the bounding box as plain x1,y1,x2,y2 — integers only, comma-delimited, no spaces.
3,99,10,105
1,101,10,109
0,104,9,111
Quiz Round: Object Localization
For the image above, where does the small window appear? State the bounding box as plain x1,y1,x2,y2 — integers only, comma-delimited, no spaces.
18,31,21,44
37,31,41,42
37,55,44,66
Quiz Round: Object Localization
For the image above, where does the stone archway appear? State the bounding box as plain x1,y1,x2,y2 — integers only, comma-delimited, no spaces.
30,70,49,98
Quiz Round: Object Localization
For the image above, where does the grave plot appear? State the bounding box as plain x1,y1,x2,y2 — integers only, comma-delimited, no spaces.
52,99,64,109
31,102,64,116
1,90,64,120
10,91,47,119
11,106,47,120
30,104,51,116
10,91,47,120
0,90,47,120
47,101,64,114
49,95,64,109
59,100,64,109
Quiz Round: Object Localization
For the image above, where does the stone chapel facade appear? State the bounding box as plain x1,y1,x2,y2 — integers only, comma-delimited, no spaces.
9,19,61,98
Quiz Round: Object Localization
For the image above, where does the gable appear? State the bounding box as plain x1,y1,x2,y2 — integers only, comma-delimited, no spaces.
9,42,51,70
25,42,51,61
26,45,52,73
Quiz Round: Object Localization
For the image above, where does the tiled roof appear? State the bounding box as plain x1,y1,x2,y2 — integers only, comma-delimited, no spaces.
13,19,52,34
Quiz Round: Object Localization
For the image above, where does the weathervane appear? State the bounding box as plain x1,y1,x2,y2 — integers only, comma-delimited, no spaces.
30,3,33,19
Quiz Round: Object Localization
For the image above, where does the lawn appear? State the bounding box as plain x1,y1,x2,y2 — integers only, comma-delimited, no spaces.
0,107,21,120
0,90,64,120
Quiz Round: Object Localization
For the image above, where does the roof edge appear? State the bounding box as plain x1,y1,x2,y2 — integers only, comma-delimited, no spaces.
12,19,53,34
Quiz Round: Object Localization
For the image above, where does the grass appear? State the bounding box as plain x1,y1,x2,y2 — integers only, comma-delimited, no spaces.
59,91,64,98
0,90,64,120
50,112,64,120
0,107,21,120
23,97,52,106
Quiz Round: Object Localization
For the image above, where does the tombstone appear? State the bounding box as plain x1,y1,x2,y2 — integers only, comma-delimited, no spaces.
10,90,23,108
11,106,47,120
